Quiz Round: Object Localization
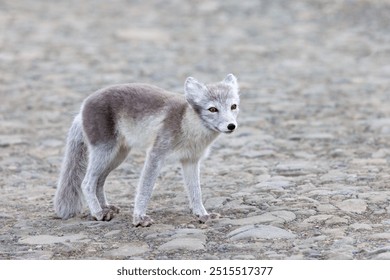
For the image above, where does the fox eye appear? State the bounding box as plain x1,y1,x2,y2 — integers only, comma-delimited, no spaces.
208,107,218,113
231,104,237,110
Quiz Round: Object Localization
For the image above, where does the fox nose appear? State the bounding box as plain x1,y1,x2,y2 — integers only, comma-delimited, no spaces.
227,123,236,131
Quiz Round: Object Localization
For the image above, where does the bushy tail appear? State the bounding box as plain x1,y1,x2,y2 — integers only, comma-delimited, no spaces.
54,114,87,219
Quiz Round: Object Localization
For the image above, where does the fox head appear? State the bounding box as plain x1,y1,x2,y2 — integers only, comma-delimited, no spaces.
184,74,240,134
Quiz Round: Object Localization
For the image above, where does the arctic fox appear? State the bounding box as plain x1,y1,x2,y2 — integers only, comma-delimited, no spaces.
54,74,240,226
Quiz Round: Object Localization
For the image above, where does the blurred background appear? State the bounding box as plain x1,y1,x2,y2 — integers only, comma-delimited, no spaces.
2,0,390,154
2,0,390,98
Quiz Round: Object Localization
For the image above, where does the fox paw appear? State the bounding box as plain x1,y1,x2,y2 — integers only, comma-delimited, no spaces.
133,215,154,227
197,213,220,223
93,206,119,221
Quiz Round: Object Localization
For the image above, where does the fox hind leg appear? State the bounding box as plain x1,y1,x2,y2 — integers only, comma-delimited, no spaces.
82,143,127,221
95,144,130,218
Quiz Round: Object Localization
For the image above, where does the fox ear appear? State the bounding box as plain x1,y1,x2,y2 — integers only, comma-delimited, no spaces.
223,74,239,92
184,77,207,104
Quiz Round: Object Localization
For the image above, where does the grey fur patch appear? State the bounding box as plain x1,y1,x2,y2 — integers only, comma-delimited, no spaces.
82,84,178,145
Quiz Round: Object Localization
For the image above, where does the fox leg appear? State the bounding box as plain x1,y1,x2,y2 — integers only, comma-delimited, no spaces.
95,144,130,215
180,159,210,223
82,143,120,221
133,144,167,227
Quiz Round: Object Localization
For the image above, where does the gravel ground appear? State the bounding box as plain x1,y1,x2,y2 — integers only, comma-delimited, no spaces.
1,0,390,260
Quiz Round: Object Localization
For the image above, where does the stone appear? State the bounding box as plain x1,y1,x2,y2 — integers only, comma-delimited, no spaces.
158,238,205,251
232,255,256,260
326,251,353,260
320,171,349,183
350,223,372,231
204,196,229,210
222,213,283,226
303,215,333,223
369,233,390,240
374,253,390,260
316,204,337,213
274,163,318,176
228,225,296,240
351,159,387,165
104,230,122,237
172,229,207,242
19,234,88,245
303,133,334,140
105,242,149,258
0,135,27,147
270,211,296,222
325,216,349,225
336,199,367,213
115,28,170,42
257,180,294,189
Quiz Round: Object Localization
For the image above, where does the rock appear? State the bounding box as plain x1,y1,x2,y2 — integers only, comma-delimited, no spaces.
0,135,27,147
22,250,54,260
364,118,390,131
256,180,294,190
104,230,122,237
232,254,256,260
19,234,88,245
351,159,387,165
325,216,349,226
374,253,390,260
105,242,149,258
350,223,372,231
158,238,205,251
222,213,283,226
316,204,337,213
367,246,390,257
336,199,367,213
115,28,170,42
204,196,229,210
326,251,354,260
172,229,207,242
303,215,333,223
303,133,334,140
270,211,296,222
275,163,318,176
320,171,349,183
369,233,390,240
221,211,296,226
228,225,296,240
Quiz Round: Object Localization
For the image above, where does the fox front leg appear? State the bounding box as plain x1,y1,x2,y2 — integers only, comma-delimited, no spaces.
133,144,167,227
180,159,211,223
